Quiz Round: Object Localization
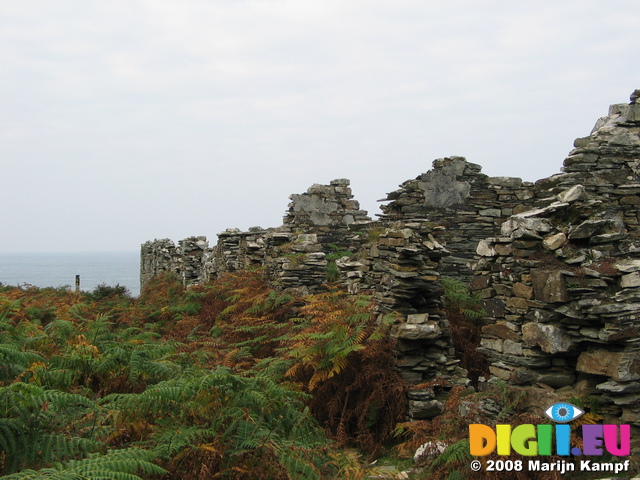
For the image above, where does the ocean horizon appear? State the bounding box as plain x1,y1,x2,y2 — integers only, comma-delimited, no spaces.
0,251,141,297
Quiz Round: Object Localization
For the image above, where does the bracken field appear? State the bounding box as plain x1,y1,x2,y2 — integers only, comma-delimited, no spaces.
0,272,621,479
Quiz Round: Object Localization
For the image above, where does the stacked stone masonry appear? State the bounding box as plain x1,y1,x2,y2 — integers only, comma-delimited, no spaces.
378,156,538,281
472,91,640,431
141,90,640,428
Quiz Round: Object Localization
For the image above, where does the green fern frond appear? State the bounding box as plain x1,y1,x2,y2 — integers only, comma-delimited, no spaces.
0,419,19,457
230,335,269,349
0,449,166,480
0,345,45,382
442,278,486,322
64,448,166,478
224,293,241,303
0,469,83,479
277,447,323,480
428,438,471,473
151,424,210,459
0,298,21,321
43,319,77,345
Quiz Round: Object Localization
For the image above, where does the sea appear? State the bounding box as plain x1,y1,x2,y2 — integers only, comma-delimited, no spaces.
0,251,141,297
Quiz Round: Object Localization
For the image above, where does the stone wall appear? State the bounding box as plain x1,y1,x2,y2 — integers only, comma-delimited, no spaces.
140,179,469,419
346,223,464,383
378,156,537,280
141,89,640,425
140,236,209,289
284,178,371,238
472,90,640,426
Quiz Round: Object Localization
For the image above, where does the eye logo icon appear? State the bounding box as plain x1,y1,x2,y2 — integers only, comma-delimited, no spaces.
544,402,584,423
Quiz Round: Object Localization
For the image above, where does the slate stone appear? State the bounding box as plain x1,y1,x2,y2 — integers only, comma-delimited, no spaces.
577,350,640,382
391,321,443,340
542,232,566,251
522,322,574,354
531,270,570,303
568,219,612,239
408,399,445,419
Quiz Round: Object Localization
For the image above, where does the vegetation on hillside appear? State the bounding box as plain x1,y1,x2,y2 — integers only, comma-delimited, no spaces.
2,275,615,479
0,273,406,479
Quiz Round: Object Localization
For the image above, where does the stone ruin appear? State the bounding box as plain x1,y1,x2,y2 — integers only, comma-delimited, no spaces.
141,90,640,430
473,93,640,428
378,156,537,281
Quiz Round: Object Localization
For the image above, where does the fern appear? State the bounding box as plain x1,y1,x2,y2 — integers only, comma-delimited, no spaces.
0,469,82,479
442,278,486,322
274,290,406,454
151,424,212,459
43,319,77,346
428,438,472,473
64,449,166,478
0,383,103,475
0,448,166,480
99,368,329,479
102,382,185,420
0,274,410,478
0,345,45,384
284,292,394,391
85,314,116,346
0,298,22,324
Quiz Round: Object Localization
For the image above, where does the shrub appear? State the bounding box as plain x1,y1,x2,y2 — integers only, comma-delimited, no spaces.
86,283,131,301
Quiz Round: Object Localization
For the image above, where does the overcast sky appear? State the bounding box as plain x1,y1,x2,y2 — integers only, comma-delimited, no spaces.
1,1,639,253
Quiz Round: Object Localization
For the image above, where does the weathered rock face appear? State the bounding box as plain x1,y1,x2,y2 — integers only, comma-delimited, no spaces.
141,90,640,427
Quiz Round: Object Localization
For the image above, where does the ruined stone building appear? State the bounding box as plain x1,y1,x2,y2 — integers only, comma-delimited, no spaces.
141,90,640,428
